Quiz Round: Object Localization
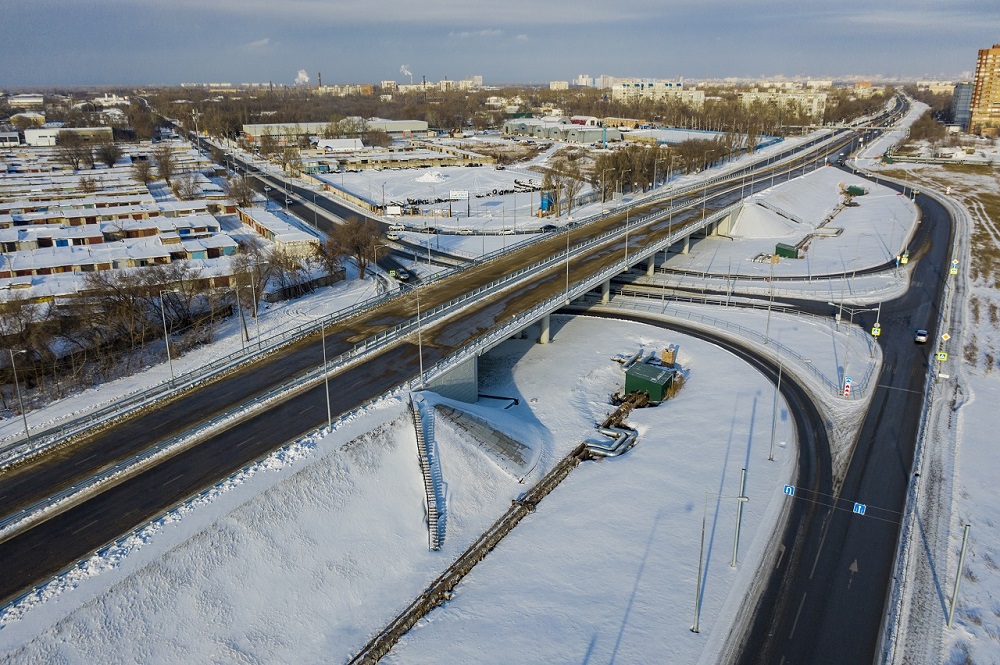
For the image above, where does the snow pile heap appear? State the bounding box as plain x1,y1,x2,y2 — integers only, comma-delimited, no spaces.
415,171,447,183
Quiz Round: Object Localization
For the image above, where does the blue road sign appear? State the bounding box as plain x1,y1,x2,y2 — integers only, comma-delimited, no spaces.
783,485,795,496
844,376,853,385
853,503,867,516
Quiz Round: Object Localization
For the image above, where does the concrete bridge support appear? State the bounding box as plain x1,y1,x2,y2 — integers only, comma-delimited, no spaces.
681,235,691,254
647,255,656,276
539,313,551,344
426,354,479,403
601,280,610,304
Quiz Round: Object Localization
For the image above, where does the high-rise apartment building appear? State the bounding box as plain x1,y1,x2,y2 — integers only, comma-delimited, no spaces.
970,43,1000,134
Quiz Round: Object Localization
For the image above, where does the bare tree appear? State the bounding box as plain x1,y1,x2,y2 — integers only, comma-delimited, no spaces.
314,235,344,278
94,141,123,168
56,131,91,170
78,175,99,194
152,144,175,184
132,159,153,185
173,172,201,200
227,175,256,208
334,216,381,278
562,166,584,217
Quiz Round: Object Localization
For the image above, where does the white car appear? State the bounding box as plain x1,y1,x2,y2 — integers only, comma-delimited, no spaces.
386,232,400,241
499,229,515,236
914,329,928,344
388,223,405,231
458,228,473,235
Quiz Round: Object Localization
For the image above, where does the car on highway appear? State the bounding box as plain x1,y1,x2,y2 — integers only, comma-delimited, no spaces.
388,223,405,231
458,228,473,235
499,229,515,236
540,224,558,232
914,329,928,344
285,197,294,205
394,269,410,281
386,232,400,241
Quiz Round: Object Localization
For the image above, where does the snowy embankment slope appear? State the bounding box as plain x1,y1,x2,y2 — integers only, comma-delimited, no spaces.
2,316,808,664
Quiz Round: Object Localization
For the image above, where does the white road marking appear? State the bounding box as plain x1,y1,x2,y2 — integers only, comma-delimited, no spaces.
789,592,808,640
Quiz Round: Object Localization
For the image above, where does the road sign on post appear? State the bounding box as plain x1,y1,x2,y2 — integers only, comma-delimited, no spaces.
783,485,795,496
872,325,881,337
937,352,949,361
853,503,867,516
843,376,852,397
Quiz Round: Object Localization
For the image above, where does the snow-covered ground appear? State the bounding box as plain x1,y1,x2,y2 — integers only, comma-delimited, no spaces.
4,103,987,663
0,312,816,664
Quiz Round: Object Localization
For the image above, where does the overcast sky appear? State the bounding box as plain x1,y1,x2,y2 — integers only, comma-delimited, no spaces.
4,1,997,88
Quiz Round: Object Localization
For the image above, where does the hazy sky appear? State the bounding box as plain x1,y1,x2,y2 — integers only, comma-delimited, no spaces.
4,1,997,87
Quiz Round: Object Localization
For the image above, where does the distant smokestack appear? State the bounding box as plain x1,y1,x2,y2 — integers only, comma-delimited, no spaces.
318,72,321,88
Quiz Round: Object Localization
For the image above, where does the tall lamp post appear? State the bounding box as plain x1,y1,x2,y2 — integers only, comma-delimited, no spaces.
159,289,180,383
8,349,30,446
320,324,332,429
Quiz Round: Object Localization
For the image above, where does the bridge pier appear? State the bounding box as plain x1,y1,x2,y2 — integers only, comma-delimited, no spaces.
601,280,610,304
681,235,690,254
539,313,550,344
646,256,656,276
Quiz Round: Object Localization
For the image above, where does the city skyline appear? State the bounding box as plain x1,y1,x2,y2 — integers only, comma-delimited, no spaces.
3,1,998,87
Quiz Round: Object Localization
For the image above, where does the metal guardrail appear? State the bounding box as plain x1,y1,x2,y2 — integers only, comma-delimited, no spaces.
0,129,863,481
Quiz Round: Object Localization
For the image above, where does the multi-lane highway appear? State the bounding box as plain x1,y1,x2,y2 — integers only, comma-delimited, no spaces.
0,116,901,618
731,177,951,662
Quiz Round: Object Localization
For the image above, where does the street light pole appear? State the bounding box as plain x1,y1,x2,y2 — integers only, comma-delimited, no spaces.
768,356,783,461
159,289,180,383
321,324,332,429
8,349,30,447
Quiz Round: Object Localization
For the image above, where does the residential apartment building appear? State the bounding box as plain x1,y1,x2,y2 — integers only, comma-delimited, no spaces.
738,89,828,121
952,82,974,130
611,80,705,107
971,43,1000,134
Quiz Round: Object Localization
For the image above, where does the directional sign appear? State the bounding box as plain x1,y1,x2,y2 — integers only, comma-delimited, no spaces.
937,352,949,361
853,503,867,516
783,485,795,496
843,377,852,397
872,326,881,337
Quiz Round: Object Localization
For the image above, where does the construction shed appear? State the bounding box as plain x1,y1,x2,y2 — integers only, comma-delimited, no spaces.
775,242,799,259
625,363,676,404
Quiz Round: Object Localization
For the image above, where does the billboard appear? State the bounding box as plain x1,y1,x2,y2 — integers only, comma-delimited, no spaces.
449,190,469,201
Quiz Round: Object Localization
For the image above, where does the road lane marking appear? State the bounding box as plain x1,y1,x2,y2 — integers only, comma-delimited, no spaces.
775,543,786,570
788,592,808,640
71,519,98,535
163,474,184,486
810,516,832,579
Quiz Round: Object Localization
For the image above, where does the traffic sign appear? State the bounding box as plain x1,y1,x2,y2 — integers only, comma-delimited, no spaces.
783,485,795,496
937,352,949,361
950,267,958,275
389,270,397,277
843,376,853,397
872,326,881,337
853,503,867,516
900,254,909,265
941,333,951,341
952,259,959,265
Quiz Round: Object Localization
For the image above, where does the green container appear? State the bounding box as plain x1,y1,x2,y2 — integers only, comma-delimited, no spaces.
845,185,867,197
775,243,799,259
625,363,675,403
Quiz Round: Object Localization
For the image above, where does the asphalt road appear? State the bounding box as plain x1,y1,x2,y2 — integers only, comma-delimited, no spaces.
737,180,952,664
0,124,884,606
